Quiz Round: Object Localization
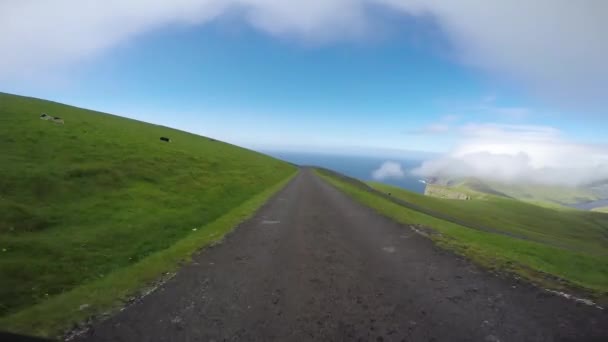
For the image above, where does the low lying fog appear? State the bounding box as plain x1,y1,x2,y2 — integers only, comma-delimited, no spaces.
412,124,608,187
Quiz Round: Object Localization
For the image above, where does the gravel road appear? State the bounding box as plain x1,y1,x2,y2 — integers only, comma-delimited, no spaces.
76,169,607,342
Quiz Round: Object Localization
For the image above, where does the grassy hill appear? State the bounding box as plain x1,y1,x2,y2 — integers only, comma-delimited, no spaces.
431,177,599,205
317,170,608,302
0,93,296,335
370,182,608,255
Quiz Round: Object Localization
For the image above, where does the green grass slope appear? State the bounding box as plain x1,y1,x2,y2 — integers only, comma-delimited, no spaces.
316,170,608,301
0,93,296,333
486,182,597,205
431,178,600,206
369,182,608,256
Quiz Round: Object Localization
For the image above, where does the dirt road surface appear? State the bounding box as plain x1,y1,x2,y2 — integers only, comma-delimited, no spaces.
75,169,607,341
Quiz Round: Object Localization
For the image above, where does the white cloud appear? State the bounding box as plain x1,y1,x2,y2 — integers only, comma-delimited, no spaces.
0,0,372,80
470,97,532,119
0,0,227,79
381,0,608,110
372,161,405,180
458,123,560,143
407,115,459,135
412,124,608,186
1,1,606,109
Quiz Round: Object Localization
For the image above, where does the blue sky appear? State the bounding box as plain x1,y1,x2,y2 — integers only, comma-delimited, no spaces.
2,1,607,185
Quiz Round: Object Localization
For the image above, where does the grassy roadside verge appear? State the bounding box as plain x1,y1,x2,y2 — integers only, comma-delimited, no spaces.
1,92,298,317
316,169,608,302
367,181,608,256
0,171,297,338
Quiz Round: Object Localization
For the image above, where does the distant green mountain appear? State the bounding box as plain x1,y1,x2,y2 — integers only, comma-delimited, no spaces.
426,177,600,206
589,180,608,199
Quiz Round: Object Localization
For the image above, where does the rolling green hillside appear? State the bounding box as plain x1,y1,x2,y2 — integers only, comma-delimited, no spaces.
432,177,598,205
370,182,608,256
317,170,608,301
0,93,296,334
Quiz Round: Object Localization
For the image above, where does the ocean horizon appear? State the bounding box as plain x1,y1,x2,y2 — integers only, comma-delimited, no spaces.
264,151,428,194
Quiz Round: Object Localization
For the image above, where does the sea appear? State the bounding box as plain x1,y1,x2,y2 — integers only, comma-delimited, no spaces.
264,151,427,194
264,151,608,211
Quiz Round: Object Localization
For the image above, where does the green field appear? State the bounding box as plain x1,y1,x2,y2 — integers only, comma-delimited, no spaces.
317,170,608,301
0,93,296,335
437,177,599,205
370,181,608,256
593,207,608,213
